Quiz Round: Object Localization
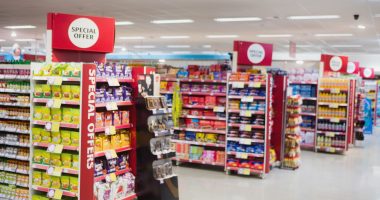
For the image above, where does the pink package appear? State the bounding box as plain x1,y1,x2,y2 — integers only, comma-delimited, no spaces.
202,150,216,163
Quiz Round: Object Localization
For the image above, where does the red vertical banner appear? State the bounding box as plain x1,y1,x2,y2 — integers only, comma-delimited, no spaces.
80,63,96,198
347,79,356,146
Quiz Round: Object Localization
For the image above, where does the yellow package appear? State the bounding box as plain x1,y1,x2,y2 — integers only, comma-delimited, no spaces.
33,149,43,163
50,153,61,166
111,134,121,149
33,106,42,120
62,108,72,123
51,108,62,122
41,173,51,188
61,176,70,190
52,85,62,99
95,135,103,152
71,131,79,147
160,81,168,91
204,133,217,143
71,64,81,77
61,85,71,100
41,63,53,76
72,155,79,169
51,64,63,76
42,84,52,98
51,131,61,144
62,63,72,77
50,176,61,189
41,107,51,121
32,171,42,186
61,153,72,168
42,151,51,165
70,176,79,192
71,108,80,124
71,85,80,100
34,84,44,98
196,132,205,142
32,127,42,142
40,130,51,143
61,130,71,146
120,130,130,147
102,136,111,150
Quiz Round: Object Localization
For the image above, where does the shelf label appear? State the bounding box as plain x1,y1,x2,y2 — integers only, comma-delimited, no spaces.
232,82,245,88
47,99,62,108
329,103,339,108
325,132,335,137
237,168,250,175
47,77,63,86
51,122,60,132
47,166,63,177
105,126,116,136
47,144,64,154
236,152,248,159
239,125,252,131
239,139,252,145
330,118,340,123
106,102,118,111
249,82,261,88
45,122,52,131
107,78,120,87
105,149,118,160
241,96,254,103
240,110,252,117
213,106,225,113
331,89,340,94
47,189,63,199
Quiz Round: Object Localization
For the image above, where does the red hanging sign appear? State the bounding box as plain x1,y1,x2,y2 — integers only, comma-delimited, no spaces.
233,40,273,66
360,67,375,79
321,54,348,73
347,61,360,74
47,13,115,53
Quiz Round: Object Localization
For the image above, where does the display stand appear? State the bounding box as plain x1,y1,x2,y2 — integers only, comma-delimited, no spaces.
363,80,378,127
225,72,272,178
0,64,31,200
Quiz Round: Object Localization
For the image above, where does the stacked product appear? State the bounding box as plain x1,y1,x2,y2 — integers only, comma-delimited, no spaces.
94,63,136,200
363,80,378,126
171,64,228,167
226,72,272,178
0,64,31,200
316,78,351,153
283,96,302,169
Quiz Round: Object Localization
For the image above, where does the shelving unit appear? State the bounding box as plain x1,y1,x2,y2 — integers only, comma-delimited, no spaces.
363,80,378,126
225,72,272,178
0,64,31,200
288,81,318,150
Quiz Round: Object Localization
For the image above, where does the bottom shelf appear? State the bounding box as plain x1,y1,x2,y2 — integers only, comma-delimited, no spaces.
226,167,264,175
32,185,77,197
120,193,137,200
300,143,315,149
172,157,224,167
315,146,345,153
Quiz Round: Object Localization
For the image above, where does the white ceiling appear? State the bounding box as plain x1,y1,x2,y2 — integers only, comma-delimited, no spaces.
1,0,380,54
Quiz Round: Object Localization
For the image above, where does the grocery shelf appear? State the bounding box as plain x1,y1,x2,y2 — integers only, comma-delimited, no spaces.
227,109,265,115
94,168,131,182
318,102,348,107
95,101,133,107
0,116,30,121
227,95,266,100
32,163,79,175
0,102,30,107
94,146,133,158
160,77,179,82
227,151,264,158
172,127,225,134
315,146,345,153
0,142,29,148
33,142,79,151
172,157,224,167
182,104,223,109
227,137,265,144
316,131,346,136
181,91,226,96
301,97,317,101
300,112,316,116
0,155,29,161
171,139,225,148
33,120,80,129
0,129,29,135
228,81,266,87
32,76,81,82
96,77,134,83
0,75,31,80
32,185,77,197
228,123,265,130
0,181,29,188
317,117,347,121
289,81,318,85
319,88,348,93
3,169,29,175
0,89,31,94
226,167,263,175
300,143,315,148
95,124,132,133
33,98,80,105
181,78,226,83
180,115,226,121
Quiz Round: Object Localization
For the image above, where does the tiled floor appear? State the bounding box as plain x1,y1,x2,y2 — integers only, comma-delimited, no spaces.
176,128,380,200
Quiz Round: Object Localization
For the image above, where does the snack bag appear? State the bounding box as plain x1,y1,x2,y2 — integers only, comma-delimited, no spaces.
51,131,61,144
95,135,103,152
104,112,112,126
71,131,79,147
61,153,72,168
70,176,79,192
32,127,42,142
113,111,121,126
51,108,62,122
72,64,81,77
32,171,42,186
51,85,62,98
61,85,71,100
42,85,52,98
96,112,104,127
33,149,43,163
62,63,73,77
102,136,111,150
111,134,121,149
34,84,43,98
61,176,70,190
72,155,79,169
120,130,130,147
61,130,71,146
40,130,51,143
121,111,129,125
42,151,51,165
50,153,62,166
71,85,80,100
51,64,63,76
41,173,51,188
33,106,42,120
50,176,61,189
41,107,51,121
71,108,80,124
62,108,72,123
41,64,53,76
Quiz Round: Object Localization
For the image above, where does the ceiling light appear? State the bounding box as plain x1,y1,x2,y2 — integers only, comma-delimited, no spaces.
0,49,3,52
160,36,189,39
214,17,262,22
287,15,340,20
15,38,36,42
0,39,5,42
296,60,304,65
119,36,145,40
315,33,353,37
357,25,366,29
257,34,292,38
151,19,194,24
203,45,212,48
172,51,191,54
11,32,16,37
206,35,239,38
115,21,134,26
121,47,127,52
331,44,362,48
158,59,166,63
167,45,190,48
4,25,36,29
283,44,313,48
133,45,155,49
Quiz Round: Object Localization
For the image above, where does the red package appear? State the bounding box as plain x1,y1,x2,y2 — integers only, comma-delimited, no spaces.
182,96,189,105
216,97,226,106
189,97,199,105
203,110,215,117
190,109,203,116
96,112,104,127
199,120,213,129
214,121,226,130
186,118,199,128
205,96,216,106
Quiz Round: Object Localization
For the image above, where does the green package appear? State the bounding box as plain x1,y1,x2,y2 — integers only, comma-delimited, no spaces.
61,153,72,168
71,131,79,146
51,108,62,122
61,130,71,146
62,108,72,123
32,127,42,142
51,131,61,144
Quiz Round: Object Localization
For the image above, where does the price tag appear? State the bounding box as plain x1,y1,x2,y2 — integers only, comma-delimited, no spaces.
47,189,63,199
107,78,120,87
47,77,63,86
45,122,52,131
238,168,250,175
108,173,117,182
239,125,252,131
47,166,63,177
213,106,225,113
106,102,118,111
239,139,251,145
241,96,254,103
51,122,60,132
236,152,248,159
330,118,340,123
331,89,340,94
105,126,116,136
239,110,252,117
329,103,339,108
232,82,245,88
47,144,64,154
249,82,261,88
105,150,118,160
325,132,335,137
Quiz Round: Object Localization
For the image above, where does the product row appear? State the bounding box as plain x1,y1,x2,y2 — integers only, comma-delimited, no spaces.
160,81,176,93
226,159,264,170
96,85,132,103
229,101,266,111
32,127,79,146
317,121,346,132
316,135,346,148
0,171,29,187
33,63,81,77
289,84,317,97
301,105,316,113
94,153,130,176
181,84,226,93
94,173,135,200
95,130,131,152
32,171,78,192
229,73,266,82
227,131,264,140
33,107,80,123
182,96,226,107
34,84,80,100
33,150,78,169
228,115,265,125
228,88,266,97
0,159,29,174
319,78,349,90
0,107,29,119
288,68,319,82
0,81,30,91
300,116,316,129
176,64,228,80
95,111,130,127
96,63,133,78
0,147,29,160
0,134,29,147
227,142,265,155
0,94,30,105
178,119,226,130
0,68,30,77
173,132,225,144
150,137,174,155
318,107,346,118
176,144,225,164
182,109,225,118
0,120,29,133
319,93,347,103
0,184,28,200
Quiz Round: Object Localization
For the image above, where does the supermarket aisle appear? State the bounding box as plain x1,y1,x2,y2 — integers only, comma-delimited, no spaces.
176,128,380,200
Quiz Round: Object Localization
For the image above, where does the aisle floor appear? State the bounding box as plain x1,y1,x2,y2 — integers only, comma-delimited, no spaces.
176,129,380,200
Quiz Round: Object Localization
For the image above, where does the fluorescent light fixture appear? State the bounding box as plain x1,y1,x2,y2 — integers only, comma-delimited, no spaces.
203,45,212,48
315,33,353,37
160,36,189,39
121,47,127,52
11,32,16,37
0,49,3,52
357,25,366,29
283,44,313,48
331,44,362,48
172,51,191,54
0,39,5,42
296,60,304,65
214,17,262,22
287,15,340,20
119,36,145,40
167,45,190,48
206,35,238,38
374,14,380,18
158,59,166,63
15,38,36,42
115,21,134,26
4,25,36,29
151,19,194,24
133,45,155,49
257,34,292,38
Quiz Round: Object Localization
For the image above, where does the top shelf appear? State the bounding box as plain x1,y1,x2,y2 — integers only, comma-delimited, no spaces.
289,81,318,85
160,77,226,83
